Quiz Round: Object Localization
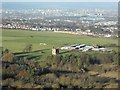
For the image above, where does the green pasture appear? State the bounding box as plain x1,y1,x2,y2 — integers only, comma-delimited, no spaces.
2,29,118,52
1,29,118,61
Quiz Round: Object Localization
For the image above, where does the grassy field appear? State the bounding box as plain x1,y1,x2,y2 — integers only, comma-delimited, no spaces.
2,29,118,52
1,29,118,61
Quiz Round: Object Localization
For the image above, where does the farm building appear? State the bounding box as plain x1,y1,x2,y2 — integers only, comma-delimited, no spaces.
60,44,112,52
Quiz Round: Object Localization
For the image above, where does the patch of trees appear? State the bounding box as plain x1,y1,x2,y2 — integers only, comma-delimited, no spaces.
46,51,118,72
2,56,53,88
1,49,17,62
2,48,119,88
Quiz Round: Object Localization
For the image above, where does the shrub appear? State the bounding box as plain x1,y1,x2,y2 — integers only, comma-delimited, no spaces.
2,49,16,62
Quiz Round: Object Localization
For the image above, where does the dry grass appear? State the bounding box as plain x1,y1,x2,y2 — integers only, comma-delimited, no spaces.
88,71,99,76
98,71,118,80
100,63,117,68
105,83,118,88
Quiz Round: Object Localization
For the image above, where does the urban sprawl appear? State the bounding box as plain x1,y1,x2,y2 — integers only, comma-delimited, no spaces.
2,9,118,38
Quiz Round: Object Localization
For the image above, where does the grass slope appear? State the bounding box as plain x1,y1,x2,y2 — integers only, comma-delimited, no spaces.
2,29,118,52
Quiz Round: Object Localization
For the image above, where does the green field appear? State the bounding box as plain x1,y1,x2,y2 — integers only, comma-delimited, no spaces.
2,29,118,52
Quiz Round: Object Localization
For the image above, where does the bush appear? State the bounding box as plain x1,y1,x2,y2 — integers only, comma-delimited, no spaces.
2,49,16,62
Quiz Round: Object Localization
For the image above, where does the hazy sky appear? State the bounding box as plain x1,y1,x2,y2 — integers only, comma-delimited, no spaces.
1,0,120,2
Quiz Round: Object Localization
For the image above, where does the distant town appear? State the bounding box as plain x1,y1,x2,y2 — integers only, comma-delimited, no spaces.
2,8,118,38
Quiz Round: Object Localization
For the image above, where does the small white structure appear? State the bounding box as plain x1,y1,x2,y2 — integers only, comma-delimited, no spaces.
92,48,100,51
40,43,47,45
104,34,112,38
82,46,94,52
